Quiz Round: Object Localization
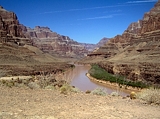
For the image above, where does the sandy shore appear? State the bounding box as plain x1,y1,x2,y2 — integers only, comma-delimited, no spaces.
86,73,142,94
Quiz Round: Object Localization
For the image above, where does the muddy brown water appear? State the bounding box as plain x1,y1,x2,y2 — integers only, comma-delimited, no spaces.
69,64,129,96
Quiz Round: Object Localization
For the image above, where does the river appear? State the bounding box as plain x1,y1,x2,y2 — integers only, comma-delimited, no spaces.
68,64,129,96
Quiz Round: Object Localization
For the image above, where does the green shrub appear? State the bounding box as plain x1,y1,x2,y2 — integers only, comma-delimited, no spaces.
45,85,55,90
89,64,125,83
60,84,71,94
111,92,119,96
70,87,80,93
60,84,81,94
1,80,6,85
28,82,40,89
89,64,148,88
6,81,14,88
15,83,28,88
137,88,160,105
22,79,29,85
91,88,107,96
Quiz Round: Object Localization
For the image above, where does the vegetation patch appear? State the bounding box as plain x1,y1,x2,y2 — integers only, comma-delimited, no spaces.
89,64,149,88
91,88,107,96
137,88,160,105
28,82,40,89
60,84,80,94
110,92,119,97
0,75,63,89
70,87,80,93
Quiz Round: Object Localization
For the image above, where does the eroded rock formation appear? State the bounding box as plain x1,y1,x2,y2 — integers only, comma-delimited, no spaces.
22,26,89,58
0,6,31,45
86,1,160,84
0,6,91,58
0,6,23,37
0,6,73,76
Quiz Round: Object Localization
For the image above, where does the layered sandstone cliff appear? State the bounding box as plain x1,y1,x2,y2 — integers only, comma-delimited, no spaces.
0,6,91,58
0,7,72,76
0,6,23,37
86,1,160,84
88,20,142,58
22,26,89,58
0,6,31,45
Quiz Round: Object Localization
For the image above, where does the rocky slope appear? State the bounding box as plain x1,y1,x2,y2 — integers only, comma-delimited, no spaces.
0,5,94,59
84,1,160,84
21,26,109,58
80,37,109,52
87,20,142,58
96,37,110,47
21,26,90,58
80,43,96,52
0,6,72,77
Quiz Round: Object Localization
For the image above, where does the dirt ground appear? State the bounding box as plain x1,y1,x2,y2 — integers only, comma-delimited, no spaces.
0,86,159,119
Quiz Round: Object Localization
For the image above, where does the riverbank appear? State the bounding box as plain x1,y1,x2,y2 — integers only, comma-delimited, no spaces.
0,66,75,90
86,73,142,94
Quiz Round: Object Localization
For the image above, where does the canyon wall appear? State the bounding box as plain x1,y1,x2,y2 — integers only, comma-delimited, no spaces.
0,6,31,45
0,6,93,58
86,1,160,84
21,26,89,58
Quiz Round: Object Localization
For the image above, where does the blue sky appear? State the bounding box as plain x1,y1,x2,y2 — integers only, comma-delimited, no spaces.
0,0,158,44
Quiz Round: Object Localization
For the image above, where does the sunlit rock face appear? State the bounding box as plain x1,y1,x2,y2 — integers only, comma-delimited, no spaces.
86,1,160,84
0,6,24,37
22,26,89,58
140,1,160,34
0,6,31,45
0,5,91,58
0,6,74,76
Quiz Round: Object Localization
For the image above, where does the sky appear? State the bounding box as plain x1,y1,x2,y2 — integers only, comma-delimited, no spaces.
0,0,158,44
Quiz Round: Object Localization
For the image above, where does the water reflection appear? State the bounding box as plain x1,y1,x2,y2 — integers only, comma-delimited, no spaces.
69,64,128,96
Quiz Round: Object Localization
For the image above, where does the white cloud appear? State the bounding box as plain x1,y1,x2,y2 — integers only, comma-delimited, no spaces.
39,11,64,14
126,0,157,4
38,0,157,15
78,14,123,21
104,9,122,13
38,5,129,15
78,15,113,20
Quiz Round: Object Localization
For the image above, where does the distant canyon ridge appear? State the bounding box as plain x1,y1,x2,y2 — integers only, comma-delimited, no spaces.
21,25,109,58
0,5,109,58
0,0,160,85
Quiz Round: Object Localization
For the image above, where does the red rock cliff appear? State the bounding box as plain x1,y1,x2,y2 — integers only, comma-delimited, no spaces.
87,1,160,84
0,6,24,37
22,26,89,58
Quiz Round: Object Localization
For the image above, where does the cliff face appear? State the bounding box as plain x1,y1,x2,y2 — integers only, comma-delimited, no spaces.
0,6,31,45
140,1,160,34
22,26,89,58
0,6,24,38
86,1,160,84
96,37,109,47
0,7,72,76
0,6,91,58
88,20,142,58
